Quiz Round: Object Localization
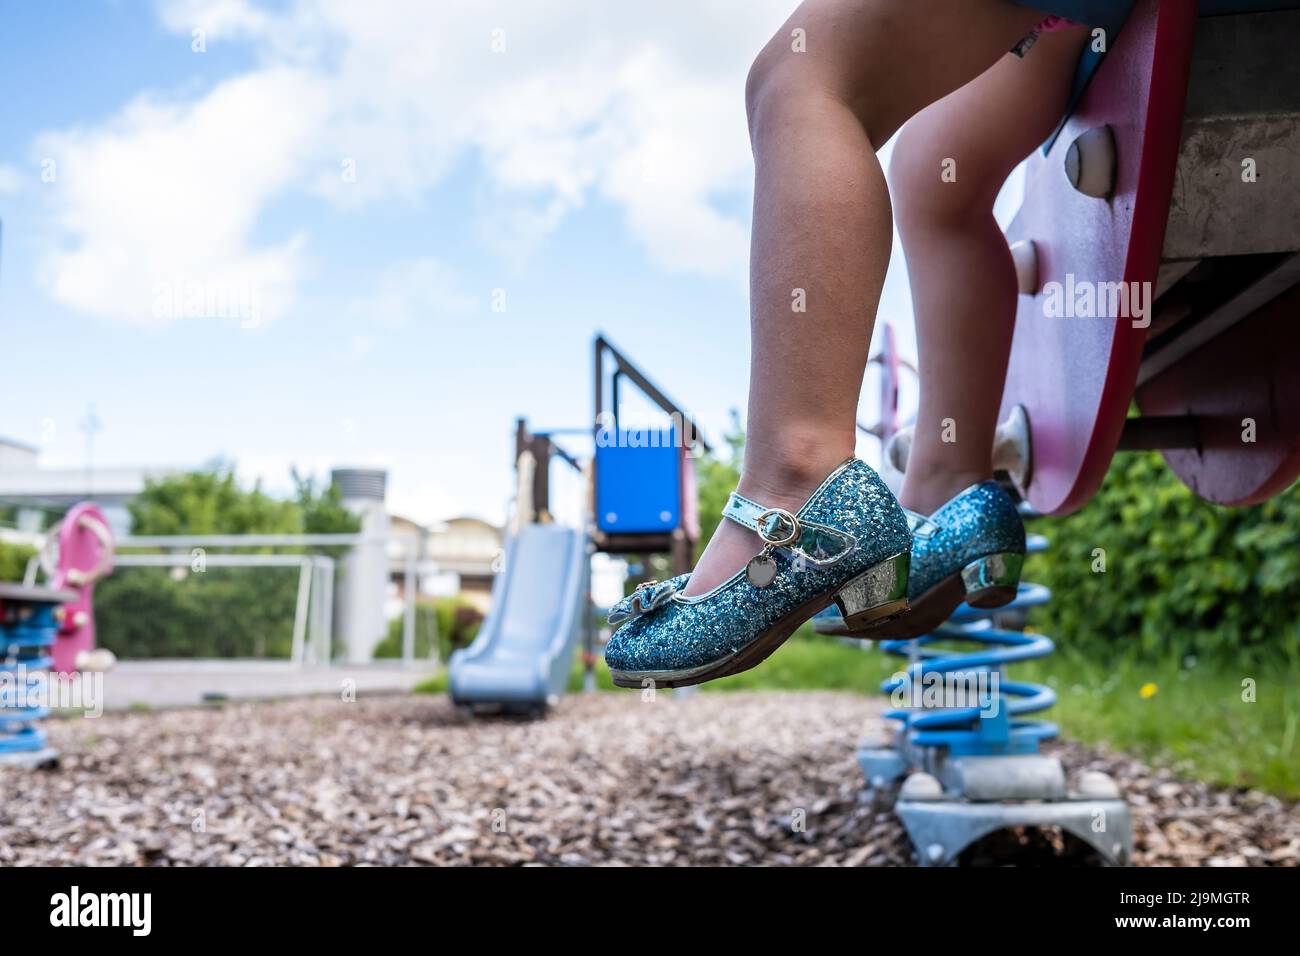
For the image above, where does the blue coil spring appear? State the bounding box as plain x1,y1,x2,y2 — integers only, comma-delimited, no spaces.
0,600,57,755
880,534,1057,758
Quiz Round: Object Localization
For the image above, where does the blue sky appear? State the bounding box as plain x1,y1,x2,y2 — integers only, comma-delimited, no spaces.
0,0,957,526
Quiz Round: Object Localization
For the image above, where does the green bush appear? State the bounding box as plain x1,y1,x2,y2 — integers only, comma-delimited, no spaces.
94,465,360,658
0,540,36,582
95,565,303,659
373,597,483,661
1026,452,1300,666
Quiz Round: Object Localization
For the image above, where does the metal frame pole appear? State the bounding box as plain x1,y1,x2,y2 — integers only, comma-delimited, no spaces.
290,558,313,667
402,551,416,667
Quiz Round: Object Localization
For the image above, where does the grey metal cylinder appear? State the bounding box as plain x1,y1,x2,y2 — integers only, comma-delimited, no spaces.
332,468,390,663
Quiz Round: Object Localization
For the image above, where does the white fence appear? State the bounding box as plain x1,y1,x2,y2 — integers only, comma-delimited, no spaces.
113,533,428,667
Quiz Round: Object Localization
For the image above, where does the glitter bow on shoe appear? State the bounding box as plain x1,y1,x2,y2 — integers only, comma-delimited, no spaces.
607,574,688,626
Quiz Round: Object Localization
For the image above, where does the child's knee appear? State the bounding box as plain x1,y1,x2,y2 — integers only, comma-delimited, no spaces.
890,125,990,230
745,45,801,139
888,127,941,221
745,35,875,141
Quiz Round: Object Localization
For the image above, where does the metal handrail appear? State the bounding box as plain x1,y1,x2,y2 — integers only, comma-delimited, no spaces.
116,532,415,548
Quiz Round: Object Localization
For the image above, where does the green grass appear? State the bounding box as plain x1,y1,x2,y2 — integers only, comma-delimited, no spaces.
415,630,1300,799
1019,648,1300,798
696,624,897,692
412,672,448,694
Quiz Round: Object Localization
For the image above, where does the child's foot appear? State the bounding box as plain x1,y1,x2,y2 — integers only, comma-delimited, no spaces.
814,478,1026,640
604,458,913,688
682,481,816,597
682,446,855,597
897,468,990,517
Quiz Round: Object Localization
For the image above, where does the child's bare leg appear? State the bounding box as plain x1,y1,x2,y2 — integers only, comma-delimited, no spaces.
685,0,1050,596
891,26,1090,515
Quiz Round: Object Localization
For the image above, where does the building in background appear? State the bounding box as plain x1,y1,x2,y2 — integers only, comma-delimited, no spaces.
425,517,502,612
0,436,176,536
2,441,506,659
387,513,502,615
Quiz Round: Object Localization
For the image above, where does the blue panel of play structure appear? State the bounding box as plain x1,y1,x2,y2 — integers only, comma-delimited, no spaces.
595,429,680,534
448,523,588,712
0,590,60,760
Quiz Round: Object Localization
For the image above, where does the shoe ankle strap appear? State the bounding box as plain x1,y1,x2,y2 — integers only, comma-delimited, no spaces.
903,509,941,539
722,492,797,541
722,491,855,566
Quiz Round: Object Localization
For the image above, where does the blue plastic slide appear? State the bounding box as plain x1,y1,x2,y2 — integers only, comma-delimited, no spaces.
448,523,588,713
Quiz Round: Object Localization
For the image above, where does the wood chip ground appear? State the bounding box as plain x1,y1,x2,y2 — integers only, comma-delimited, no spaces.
4,691,1295,866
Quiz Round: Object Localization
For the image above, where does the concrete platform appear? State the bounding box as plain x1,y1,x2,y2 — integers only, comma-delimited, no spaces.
73,660,438,711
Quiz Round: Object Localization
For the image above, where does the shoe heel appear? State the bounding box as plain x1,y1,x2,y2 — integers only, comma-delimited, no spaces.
961,551,1024,608
834,552,910,628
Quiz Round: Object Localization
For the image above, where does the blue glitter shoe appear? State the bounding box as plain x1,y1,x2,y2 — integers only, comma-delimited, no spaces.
813,480,1025,639
603,458,912,688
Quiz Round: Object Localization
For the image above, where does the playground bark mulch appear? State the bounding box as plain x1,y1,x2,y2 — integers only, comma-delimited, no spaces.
7,691,1297,866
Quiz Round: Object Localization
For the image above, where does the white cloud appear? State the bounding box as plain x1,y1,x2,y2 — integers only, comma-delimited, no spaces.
345,257,478,330
347,333,375,361
597,48,753,275
156,0,273,41
35,67,328,327
35,0,791,326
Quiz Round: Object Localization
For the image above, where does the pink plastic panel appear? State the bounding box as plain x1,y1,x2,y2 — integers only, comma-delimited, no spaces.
998,0,1197,514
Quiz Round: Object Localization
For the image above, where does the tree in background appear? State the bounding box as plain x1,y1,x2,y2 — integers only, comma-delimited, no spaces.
293,469,360,536
693,410,745,564
0,540,34,582
1027,452,1300,667
0,505,45,582
98,465,359,659
128,464,300,535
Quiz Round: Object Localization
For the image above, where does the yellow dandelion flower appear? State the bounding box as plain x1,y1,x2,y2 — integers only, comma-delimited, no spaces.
1139,682,1158,699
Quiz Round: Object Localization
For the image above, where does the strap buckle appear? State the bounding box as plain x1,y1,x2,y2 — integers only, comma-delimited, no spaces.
755,508,800,548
